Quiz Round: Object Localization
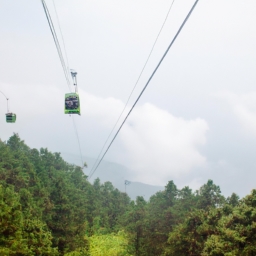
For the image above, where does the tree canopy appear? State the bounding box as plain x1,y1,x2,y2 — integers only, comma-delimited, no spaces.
0,133,255,255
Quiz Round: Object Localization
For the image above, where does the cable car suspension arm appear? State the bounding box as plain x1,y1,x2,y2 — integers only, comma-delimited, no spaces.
0,91,10,112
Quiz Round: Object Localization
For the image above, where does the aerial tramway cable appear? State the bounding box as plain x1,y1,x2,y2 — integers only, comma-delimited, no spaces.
41,0,84,168
41,0,71,91
72,115,84,168
52,0,72,86
88,0,200,180
89,0,176,178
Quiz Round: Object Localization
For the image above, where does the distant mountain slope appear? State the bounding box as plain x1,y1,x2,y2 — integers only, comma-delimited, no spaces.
61,152,164,200
118,181,164,201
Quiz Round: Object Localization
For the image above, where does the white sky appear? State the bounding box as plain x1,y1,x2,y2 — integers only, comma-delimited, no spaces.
1,0,256,197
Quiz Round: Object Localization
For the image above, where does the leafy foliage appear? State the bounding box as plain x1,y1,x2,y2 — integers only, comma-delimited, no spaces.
1,134,256,255
88,231,131,256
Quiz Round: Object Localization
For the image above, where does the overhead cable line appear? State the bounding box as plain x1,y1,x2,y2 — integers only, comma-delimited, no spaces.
88,0,200,180
41,0,84,168
89,0,176,178
72,115,84,168
52,0,71,82
51,0,84,167
41,0,72,91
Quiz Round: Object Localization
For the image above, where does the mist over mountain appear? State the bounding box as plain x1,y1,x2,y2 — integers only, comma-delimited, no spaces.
61,152,164,200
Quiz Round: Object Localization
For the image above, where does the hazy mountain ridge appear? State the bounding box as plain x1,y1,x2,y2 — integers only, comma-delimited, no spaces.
61,152,164,200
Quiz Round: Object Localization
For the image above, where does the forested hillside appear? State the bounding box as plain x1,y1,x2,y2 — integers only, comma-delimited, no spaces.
1,134,256,255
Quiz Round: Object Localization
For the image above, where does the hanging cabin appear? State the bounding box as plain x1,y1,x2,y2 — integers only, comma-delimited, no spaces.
6,113,16,123
64,93,80,115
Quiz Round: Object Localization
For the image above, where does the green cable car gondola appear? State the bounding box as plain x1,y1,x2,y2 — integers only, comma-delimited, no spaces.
6,113,16,123
65,93,80,115
0,91,17,123
65,69,81,115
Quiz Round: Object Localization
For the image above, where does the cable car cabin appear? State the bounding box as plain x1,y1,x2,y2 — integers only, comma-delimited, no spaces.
65,93,80,115
6,113,16,123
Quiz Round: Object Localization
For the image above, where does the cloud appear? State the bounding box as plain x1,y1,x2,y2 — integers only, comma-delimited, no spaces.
217,91,256,137
77,92,209,186
116,103,208,185
81,91,125,128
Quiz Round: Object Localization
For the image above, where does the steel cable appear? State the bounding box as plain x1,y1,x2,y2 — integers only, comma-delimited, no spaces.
89,0,176,178
88,0,200,180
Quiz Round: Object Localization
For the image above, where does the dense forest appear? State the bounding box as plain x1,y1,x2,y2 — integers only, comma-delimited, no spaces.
1,134,256,255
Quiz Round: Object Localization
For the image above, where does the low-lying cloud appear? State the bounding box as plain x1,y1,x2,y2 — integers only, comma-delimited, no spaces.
119,103,209,185
82,92,209,185
217,91,256,138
